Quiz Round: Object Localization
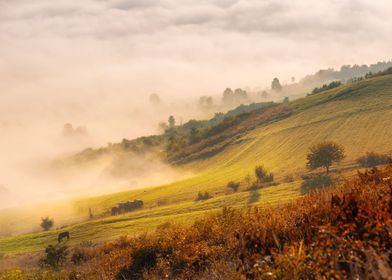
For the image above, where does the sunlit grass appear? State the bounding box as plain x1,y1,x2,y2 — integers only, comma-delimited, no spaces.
1,74,392,255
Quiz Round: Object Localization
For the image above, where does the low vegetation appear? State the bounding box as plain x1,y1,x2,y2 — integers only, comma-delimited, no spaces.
40,244,68,270
2,165,390,279
309,80,342,95
40,217,54,232
254,165,274,183
196,192,212,201
357,152,391,168
227,181,240,192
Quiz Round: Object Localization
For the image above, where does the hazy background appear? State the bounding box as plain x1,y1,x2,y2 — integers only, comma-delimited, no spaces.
1,0,392,209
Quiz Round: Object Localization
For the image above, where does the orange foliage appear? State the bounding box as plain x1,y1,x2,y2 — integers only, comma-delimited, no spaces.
8,166,392,279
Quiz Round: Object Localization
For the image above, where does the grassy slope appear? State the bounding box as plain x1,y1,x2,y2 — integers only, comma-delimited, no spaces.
1,74,392,255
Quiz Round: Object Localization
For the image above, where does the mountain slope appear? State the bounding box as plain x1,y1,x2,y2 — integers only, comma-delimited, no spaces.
1,74,392,255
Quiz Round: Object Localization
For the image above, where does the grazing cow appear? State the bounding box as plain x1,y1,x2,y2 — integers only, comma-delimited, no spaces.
111,206,120,216
58,231,70,243
134,199,144,208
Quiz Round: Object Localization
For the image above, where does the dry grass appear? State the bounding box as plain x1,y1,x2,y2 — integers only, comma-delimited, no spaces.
2,165,391,279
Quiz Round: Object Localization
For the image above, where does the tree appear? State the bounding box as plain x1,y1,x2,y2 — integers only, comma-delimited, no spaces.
40,217,54,231
149,93,160,105
168,116,176,128
189,127,200,144
271,77,282,92
63,123,73,137
198,96,213,110
234,88,247,99
307,141,345,174
222,88,233,104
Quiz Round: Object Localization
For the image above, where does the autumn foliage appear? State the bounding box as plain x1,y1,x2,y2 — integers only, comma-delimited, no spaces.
3,165,392,279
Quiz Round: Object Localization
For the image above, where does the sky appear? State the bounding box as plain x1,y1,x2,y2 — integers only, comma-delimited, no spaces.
1,0,392,100
0,0,392,209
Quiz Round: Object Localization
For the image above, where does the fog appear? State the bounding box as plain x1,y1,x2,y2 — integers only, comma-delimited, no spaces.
1,0,392,211
0,97,205,210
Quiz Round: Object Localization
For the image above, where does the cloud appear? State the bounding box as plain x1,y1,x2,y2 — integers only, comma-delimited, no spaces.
0,0,391,115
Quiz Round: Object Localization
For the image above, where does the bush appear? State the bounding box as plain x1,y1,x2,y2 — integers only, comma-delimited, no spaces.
40,217,54,231
356,152,390,168
71,247,92,265
254,165,274,183
309,80,342,95
227,181,240,192
40,244,68,270
196,192,212,201
301,174,334,194
248,182,261,191
16,165,392,279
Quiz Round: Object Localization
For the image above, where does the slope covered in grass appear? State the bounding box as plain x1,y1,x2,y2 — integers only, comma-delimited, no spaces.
3,164,391,279
0,74,392,255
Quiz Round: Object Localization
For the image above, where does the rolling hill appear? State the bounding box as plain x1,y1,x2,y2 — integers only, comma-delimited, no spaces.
1,73,392,256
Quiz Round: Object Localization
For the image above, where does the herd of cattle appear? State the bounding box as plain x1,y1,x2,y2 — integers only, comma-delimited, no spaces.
111,199,144,215
56,200,144,243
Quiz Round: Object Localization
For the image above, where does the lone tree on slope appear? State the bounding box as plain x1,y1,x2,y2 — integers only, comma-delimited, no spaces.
168,115,176,128
306,141,345,174
271,77,282,92
40,217,54,231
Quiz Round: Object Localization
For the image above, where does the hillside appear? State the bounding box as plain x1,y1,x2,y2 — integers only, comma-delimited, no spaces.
1,73,392,256
2,160,392,279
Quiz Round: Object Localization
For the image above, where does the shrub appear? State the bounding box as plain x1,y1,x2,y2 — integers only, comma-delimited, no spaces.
356,152,390,168
18,165,392,279
71,247,92,265
248,182,261,191
227,181,240,192
196,192,212,201
264,172,274,183
254,165,274,183
300,174,334,194
114,166,392,279
309,80,342,95
40,244,68,270
40,217,54,231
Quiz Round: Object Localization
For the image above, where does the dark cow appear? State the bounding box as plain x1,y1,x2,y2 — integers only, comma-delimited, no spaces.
111,206,120,216
133,199,143,209
58,231,70,243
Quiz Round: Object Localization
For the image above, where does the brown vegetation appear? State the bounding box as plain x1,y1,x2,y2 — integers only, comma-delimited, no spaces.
2,165,391,279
